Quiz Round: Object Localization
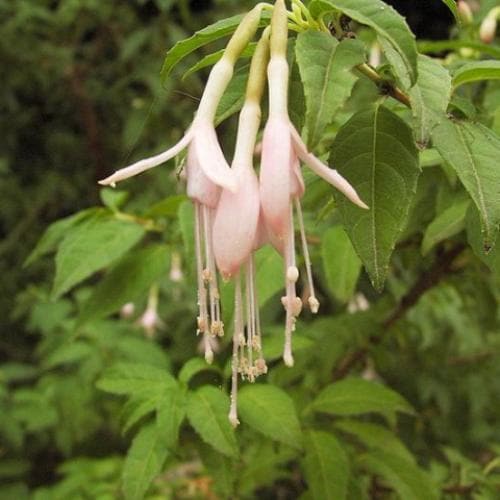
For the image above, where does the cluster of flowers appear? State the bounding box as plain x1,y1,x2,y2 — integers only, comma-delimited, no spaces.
100,0,367,426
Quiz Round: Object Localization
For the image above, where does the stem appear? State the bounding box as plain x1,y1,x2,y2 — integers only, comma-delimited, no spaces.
356,63,412,108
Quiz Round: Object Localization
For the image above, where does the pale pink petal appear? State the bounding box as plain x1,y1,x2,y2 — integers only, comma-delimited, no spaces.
213,167,260,279
186,140,221,208
290,125,369,209
259,116,293,239
194,121,237,193
98,131,192,186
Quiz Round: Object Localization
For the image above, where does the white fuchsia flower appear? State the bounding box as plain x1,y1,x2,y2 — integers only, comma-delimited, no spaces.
480,7,499,44
259,0,368,367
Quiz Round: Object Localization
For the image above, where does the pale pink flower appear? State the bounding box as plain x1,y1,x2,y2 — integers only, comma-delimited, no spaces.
260,0,368,368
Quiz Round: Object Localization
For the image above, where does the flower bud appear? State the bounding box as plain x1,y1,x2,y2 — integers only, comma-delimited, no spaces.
480,15,498,44
457,1,473,25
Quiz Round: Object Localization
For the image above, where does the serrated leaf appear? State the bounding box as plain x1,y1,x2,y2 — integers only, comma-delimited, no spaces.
24,208,98,267
358,450,439,500
310,0,417,86
409,55,451,147
311,378,415,425
79,245,170,324
432,118,500,250
199,443,235,498
331,105,420,291
156,385,186,448
97,363,176,397
295,31,365,148
182,43,256,80
452,60,500,90
439,0,460,25
303,430,350,500
238,385,302,449
160,12,269,84
322,226,361,303
422,194,470,255
186,386,238,458
178,358,222,386
335,420,415,463
52,212,145,298
122,423,169,500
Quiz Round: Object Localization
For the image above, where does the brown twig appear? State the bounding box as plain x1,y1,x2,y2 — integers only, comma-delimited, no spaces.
333,243,466,380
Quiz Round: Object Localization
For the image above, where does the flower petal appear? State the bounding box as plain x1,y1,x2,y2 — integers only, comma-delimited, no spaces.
186,141,221,208
259,116,293,239
290,125,369,209
98,130,192,186
213,166,260,279
194,121,237,193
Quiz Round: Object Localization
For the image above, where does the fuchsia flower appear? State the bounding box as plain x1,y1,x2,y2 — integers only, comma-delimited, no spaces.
260,0,368,367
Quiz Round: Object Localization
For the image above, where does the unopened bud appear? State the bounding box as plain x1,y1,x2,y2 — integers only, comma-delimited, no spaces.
457,1,473,25
169,252,184,282
120,302,135,319
480,15,497,44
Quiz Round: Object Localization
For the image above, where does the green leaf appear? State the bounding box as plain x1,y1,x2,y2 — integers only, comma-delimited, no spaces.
452,61,500,90
418,39,500,59
97,363,176,397
409,55,451,147
156,385,186,448
121,396,159,434
335,420,415,463
303,430,350,500
358,450,439,500
178,358,222,386
182,43,256,80
144,194,187,218
52,212,145,299
432,118,500,250
311,378,415,425
160,12,269,84
199,443,235,498
330,105,420,291
310,0,417,86
44,341,93,369
24,208,98,267
295,31,365,148
186,386,238,458
439,0,460,25
79,245,170,324
322,226,361,303
215,68,248,126
122,423,169,500
100,188,129,212
238,384,302,449
254,246,284,307
421,194,470,255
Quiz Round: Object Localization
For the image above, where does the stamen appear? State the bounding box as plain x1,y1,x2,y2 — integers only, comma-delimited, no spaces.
229,273,243,428
283,204,297,367
202,206,224,336
194,203,209,336
245,263,254,381
294,198,320,313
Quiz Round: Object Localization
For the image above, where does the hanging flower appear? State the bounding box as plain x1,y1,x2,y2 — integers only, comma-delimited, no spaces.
259,0,368,367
